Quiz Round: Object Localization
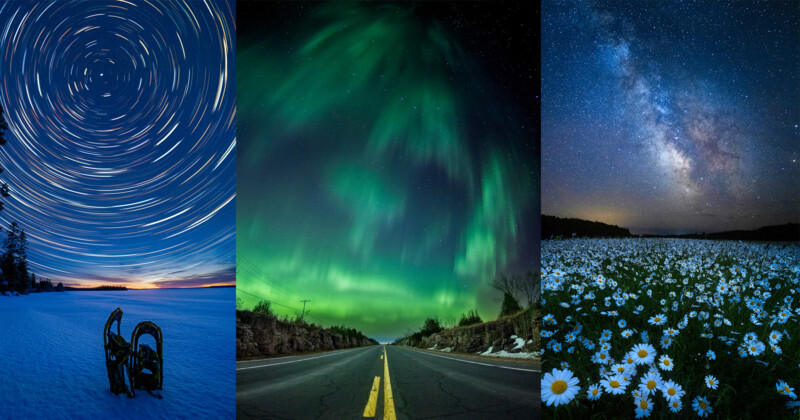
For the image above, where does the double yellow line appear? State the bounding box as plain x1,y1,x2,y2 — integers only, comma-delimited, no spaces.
363,346,396,419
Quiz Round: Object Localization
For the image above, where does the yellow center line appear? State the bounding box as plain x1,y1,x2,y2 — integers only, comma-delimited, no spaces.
383,346,396,420
362,376,381,417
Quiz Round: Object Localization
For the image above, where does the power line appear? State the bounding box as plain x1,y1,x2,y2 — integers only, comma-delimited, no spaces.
237,289,303,314
236,257,305,302
236,257,337,326
237,257,304,301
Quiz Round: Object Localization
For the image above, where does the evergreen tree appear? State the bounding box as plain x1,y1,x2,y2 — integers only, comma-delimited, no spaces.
458,309,483,327
0,105,9,211
499,292,522,317
420,317,443,336
2,222,28,292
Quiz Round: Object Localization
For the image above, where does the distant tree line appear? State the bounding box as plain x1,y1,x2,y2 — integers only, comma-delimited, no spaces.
0,104,62,295
399,269,539,345
645,223,800,242
542,215,631,239
242,299,374,342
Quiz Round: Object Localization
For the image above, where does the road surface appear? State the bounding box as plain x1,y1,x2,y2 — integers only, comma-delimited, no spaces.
236,345,539,419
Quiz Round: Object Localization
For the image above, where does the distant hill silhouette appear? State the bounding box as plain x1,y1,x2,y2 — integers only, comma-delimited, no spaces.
542,215,631,238
646,223,800,242
543,215,800,242
63,285,128,291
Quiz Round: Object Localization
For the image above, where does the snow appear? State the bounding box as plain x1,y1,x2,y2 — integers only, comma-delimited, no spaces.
510,335,526,350
480,349,537,359
479,343,537,359
0,288,234,419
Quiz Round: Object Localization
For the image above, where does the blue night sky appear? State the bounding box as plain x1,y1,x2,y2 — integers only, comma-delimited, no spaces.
0,0,235,288
542,1,799,235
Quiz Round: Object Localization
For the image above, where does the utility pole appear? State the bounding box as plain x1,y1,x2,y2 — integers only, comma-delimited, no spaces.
300,299,311,320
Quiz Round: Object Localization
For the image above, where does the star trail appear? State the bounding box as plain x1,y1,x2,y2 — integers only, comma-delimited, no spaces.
543,1,799,234
0,0,235,288
237,2,538,337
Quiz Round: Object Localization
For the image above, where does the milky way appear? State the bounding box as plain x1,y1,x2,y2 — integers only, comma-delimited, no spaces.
542,1,799,234
0,0,235,287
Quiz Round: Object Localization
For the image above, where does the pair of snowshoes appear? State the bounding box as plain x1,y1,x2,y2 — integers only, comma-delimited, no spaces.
104,308,163,398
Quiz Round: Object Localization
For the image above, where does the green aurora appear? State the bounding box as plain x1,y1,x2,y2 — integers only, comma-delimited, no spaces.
237,2,538,338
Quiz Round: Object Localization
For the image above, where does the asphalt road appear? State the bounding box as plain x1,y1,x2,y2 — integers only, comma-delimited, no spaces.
236,345,539,419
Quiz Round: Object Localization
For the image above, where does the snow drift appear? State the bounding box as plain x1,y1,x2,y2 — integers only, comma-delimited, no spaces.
0,288,234,419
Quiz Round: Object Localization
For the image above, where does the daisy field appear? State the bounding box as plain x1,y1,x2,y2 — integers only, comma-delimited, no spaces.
541,238,799,418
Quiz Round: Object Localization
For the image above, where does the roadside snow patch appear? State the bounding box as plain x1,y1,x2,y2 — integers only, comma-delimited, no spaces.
481,350,536,359
510,335,526,350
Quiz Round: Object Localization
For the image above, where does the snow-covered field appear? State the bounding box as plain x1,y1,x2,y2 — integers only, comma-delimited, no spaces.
0,288,234,419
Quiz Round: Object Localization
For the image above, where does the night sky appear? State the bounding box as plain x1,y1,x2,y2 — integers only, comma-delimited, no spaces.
237,2,538,338
0,0,235,288
543,1,799,235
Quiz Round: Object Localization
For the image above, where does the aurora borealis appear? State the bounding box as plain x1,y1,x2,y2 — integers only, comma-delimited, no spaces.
542,1,799,235
237,2,538,337
0,0,235,288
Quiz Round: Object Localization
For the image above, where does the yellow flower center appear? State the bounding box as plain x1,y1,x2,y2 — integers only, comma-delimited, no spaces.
663,359,670,366
600,354,606,359
668,388,676,396
591,389,598,395
785,386,791,393
638,350,648,358
640,400,649,409
751,346,756,352
610,380,620,388
647,380,657,389
655,317,661,322
700,401,707,409
672,402,679,408
617,367,625,372
551,379,567,395
709,380,715,385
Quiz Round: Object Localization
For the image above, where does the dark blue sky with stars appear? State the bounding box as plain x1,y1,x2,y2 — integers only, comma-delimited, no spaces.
542,0,799,234
0,0,235,287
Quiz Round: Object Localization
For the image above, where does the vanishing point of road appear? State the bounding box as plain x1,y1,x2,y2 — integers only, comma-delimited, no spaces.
236,345,539,419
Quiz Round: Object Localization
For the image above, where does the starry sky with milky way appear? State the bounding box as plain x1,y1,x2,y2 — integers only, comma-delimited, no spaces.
236,1,538,338
543,1,799,235
0,0,235,288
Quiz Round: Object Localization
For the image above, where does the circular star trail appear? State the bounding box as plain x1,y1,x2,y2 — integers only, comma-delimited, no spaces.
542,1,799,234
0,0,235,287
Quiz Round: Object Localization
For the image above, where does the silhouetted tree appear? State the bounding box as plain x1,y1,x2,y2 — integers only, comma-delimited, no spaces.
253,300,273,316
0,105,10,211
499,292,522,318
420,317,443,336
458,309,483,327
2,222,28,292
516,271,540,306
492,273,516,297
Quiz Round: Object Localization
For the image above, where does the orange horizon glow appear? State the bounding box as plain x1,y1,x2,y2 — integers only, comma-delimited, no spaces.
66,281,235,290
